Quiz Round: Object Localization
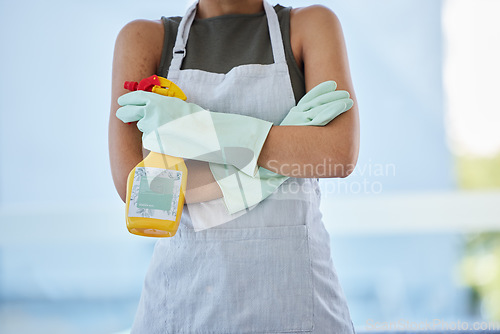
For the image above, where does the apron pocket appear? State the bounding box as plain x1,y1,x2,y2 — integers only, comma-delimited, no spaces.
162,224,314,333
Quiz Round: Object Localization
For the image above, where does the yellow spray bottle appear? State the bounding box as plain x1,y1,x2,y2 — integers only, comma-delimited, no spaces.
123,75,188,238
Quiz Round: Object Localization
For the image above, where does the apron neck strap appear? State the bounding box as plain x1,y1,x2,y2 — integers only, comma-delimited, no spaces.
262,0,287,66
169,0,287,73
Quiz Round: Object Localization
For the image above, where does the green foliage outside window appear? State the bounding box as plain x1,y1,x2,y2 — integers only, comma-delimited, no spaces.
455,153,500,189
457,152,500,320
460,232,500,320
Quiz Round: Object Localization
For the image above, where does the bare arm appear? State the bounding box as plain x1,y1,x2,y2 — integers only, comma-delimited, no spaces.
258,5,360,178
108,19,222,203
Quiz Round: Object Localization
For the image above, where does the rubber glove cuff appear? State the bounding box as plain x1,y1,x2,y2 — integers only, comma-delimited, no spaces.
209,163,287,214
142,110,273,178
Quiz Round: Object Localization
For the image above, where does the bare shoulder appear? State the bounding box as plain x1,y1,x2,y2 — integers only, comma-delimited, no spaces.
291,4,338,17
289,5,343,76
118,19,162,36
114,19,164,69
116,18,164,41
290,5,342,35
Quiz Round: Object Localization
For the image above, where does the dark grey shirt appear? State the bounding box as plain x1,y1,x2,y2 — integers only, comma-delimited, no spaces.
157,4,306,104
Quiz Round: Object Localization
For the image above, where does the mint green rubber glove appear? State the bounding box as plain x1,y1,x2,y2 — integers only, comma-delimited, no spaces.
210,80,354,214
281,80,353,126
117,91,273,177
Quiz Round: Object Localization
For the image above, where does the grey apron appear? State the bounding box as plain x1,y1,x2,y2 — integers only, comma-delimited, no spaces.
131,1,356,333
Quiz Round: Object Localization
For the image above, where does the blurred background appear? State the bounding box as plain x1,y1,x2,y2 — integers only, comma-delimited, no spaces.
1,0,499,333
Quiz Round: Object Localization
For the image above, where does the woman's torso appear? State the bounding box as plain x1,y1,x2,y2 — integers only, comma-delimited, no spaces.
157,5,317,231
130,4,356,332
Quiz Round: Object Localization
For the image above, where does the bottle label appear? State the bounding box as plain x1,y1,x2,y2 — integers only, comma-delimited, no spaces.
128,167,183,221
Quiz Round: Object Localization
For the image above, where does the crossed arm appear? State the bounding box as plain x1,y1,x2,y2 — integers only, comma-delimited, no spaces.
109,5,359,204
